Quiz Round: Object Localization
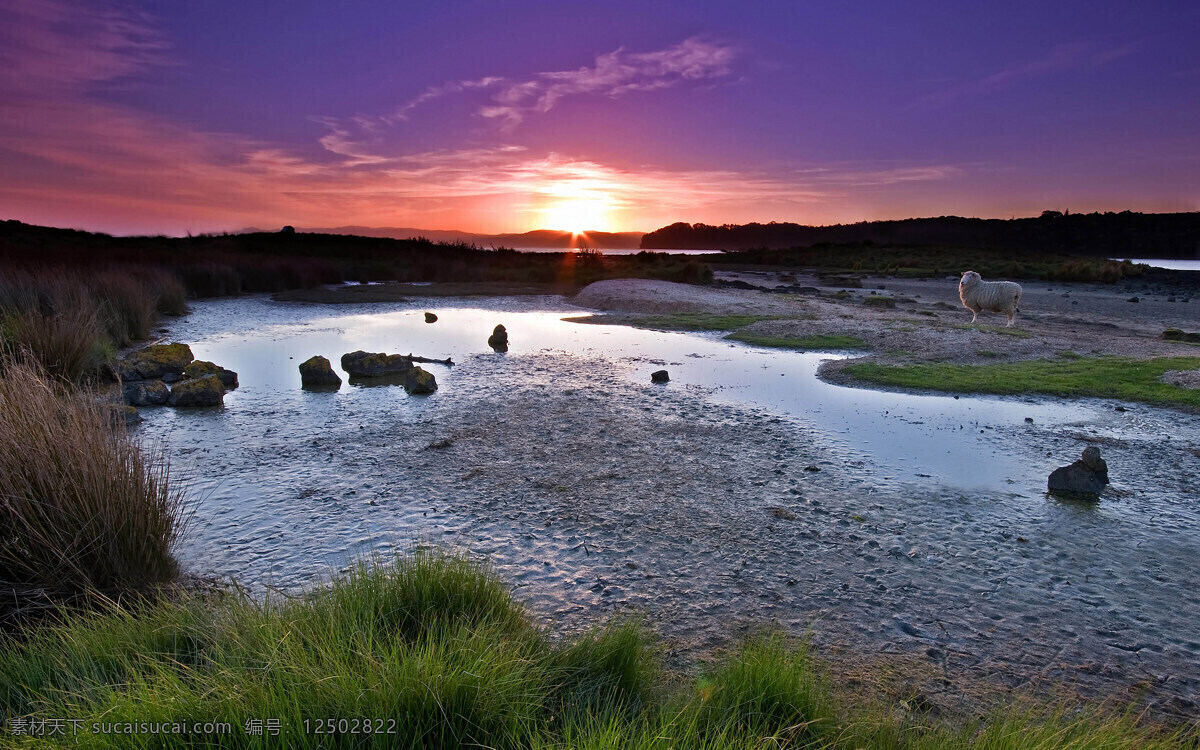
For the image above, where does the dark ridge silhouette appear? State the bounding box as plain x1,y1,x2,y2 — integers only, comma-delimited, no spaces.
239,225,645,249
0,220,710,294
641,211,1200,259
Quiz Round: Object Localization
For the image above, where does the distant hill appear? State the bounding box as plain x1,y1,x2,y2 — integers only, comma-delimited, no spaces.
641,211,1200,259
242,226,645,249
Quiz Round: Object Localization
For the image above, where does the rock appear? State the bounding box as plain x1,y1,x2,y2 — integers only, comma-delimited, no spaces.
1163,328,1200,343
488,324,509,351
1127,296,1139,303
167,375,225,407
403,366,438,395
109,404,143,426
183,360,238,389
424,312,438,323
340,350,413,377
124,343,194,381
1048,446,1109,500
651,369,670,384
123,379,169,406
299,356,342,389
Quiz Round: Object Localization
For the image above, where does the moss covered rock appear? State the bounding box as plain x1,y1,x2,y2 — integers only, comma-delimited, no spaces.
183,360,238,389
168,374,225,407
127,342,194,380
123,379,169,406
299,355,342,389
340,350,413,377
403,366,437,395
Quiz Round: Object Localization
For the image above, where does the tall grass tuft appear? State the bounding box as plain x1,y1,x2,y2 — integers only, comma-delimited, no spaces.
90,270,157,345
0,356,186,612
0,272,108,383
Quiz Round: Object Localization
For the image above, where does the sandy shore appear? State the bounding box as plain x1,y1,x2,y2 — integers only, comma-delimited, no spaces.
572,274,1200,388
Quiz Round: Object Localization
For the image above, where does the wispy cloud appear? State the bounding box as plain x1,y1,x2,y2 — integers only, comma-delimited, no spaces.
0,0,168,93
918,42,1136,105
480,37,738,128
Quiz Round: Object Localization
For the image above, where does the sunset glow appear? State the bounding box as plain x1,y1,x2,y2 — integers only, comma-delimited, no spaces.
0,1,1196,236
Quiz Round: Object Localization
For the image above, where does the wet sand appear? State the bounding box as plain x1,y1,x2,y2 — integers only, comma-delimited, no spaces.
152,292,1200,720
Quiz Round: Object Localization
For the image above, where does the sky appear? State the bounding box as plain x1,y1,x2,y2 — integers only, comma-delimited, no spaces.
0,0,1198,236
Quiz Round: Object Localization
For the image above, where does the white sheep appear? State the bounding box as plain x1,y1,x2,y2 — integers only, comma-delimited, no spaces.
958,271,1022,327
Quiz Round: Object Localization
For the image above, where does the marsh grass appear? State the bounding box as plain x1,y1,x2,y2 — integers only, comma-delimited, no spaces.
727,332,870,350
1,552,1192,748
845,356,1200,410
0,356,185,618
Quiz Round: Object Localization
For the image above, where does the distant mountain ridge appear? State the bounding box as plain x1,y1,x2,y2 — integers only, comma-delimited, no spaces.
641,211,1200,258
242,226,644,249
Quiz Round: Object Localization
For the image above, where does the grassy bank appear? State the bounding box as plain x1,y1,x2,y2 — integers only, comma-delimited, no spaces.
844,356,1200,410
708,244,1150,283
728,332,870,350
1,551,1192,748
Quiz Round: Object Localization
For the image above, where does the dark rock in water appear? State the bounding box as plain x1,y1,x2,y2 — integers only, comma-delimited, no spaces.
168,374,225,407
651,369,670,383
1127,296,1140,303
109,404,143,426
299,356,342,389
1048,446,1109,500
403,366,438,395
424,312,438,323
183,360,238,389
340,350,413,377
488,324,509,351
123,379,169,406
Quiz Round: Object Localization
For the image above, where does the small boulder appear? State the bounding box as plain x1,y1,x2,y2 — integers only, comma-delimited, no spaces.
488,324,509,351
424,312,438,323
403,366,438,395
299,356,342,389
340,350,413,377
123,379,169,406
183,360,239,389
109,404,143,426
168,374,225,407
651,369,670,384
125,342,194,381
1048,446,1109,500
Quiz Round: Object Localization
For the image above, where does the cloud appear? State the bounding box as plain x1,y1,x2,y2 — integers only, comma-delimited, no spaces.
480,37,738,128
0,0,168,93
918,42,1136,105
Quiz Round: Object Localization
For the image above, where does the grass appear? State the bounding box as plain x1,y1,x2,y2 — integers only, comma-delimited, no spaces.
0,551,1192,748
623,313,778,332
727,332,870,350
845,356,1200,410
0,356,186,622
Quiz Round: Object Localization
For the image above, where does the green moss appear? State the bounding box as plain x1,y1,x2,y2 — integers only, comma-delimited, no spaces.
728,332,870,350
845,356,1200,410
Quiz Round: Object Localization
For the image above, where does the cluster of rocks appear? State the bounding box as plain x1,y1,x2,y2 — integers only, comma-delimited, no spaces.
298,350,437,394
118,343,236,409
488,324,508,352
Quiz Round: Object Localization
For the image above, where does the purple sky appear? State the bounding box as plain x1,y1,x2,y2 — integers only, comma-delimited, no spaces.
1,0,1197,235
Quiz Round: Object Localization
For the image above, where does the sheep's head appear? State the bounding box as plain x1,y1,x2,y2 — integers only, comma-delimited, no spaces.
959,270,981,287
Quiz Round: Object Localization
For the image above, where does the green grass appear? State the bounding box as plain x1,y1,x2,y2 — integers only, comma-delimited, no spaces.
624,313,778,331
727,332,870,350
1,552,1192,748
845,356,1200,410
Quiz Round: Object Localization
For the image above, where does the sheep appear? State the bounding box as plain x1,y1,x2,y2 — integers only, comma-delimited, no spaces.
958,271,1022,327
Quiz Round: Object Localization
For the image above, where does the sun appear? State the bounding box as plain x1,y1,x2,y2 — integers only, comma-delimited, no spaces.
541,198,612,234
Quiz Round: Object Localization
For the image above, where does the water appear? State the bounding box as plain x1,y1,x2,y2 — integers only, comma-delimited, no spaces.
144,294,1200,706
1118,258,1200,271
